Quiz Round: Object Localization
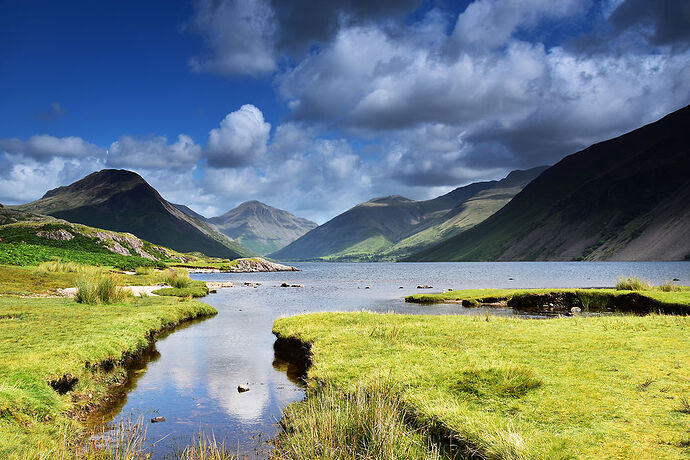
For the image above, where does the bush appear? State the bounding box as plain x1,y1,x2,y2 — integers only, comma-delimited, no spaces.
616,276,651,291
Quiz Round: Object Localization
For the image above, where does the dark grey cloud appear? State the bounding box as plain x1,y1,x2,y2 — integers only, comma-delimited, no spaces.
610,0,690,48
270,0,421,54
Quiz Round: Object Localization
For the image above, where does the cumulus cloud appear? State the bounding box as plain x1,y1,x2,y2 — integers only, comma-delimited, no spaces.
0,134,104,161
188,0,421,76
206,104,271,168
107,134,202,169
609,0,690,48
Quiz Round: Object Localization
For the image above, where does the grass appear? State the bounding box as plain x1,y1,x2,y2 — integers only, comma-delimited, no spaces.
134,266,154,276
0,294,217,458
273,379,441,459
152,281,209,298
273,312,690,459
405,286,690,313
616,276,652,290
75,275,132,305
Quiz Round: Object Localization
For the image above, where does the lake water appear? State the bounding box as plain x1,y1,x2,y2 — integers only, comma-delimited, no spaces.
92,262,690,458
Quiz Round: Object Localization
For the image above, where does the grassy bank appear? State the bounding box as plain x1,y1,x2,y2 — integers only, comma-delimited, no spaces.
273,312,690,459
0,295,217,458
406,286,690,314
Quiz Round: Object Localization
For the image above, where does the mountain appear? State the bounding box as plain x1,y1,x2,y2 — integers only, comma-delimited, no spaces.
270,166,547,261
16,169,251,259
172,203,208,223
411,104,690,261
208,200,317,255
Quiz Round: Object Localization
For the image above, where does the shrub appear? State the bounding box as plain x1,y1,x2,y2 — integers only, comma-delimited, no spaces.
616,276,651,291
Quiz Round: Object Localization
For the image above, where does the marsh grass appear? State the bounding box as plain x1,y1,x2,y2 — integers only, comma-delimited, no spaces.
166,269,192,289
274,312,690,459
272,379,441,460
75,275,132,305
134,266,155,276
658,280,682,292
679,396,690,414
615,276,652,290
177,433,236,460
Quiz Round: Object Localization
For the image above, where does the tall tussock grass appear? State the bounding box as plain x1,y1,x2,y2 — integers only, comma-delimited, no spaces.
271,379,442,460
616,276,651,291
616,276,683,292
76,275,131,305
36,259,102,275
165,269,192,289
134,266,155,276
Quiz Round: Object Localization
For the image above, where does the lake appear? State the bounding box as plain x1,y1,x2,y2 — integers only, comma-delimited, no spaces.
91,261,690,458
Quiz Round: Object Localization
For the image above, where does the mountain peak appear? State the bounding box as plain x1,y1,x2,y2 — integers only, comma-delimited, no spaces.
366,195,412,204
42,169,146,199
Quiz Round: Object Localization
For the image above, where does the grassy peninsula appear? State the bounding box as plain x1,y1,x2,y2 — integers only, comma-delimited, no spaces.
273,311,690,459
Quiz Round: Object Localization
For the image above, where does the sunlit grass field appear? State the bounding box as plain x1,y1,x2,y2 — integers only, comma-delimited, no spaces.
273,312,690,459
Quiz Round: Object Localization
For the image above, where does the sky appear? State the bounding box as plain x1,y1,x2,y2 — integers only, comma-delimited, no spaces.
1,0,689,223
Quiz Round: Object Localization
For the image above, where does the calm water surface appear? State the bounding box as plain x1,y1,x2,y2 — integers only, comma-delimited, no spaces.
95,262,690,458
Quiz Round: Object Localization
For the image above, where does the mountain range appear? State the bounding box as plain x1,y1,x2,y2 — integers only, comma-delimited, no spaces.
270,166,547,261
8,105,689,262
409,104,690,261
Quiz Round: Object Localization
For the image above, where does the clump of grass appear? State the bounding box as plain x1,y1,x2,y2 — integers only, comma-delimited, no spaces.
679,396,690,414
456,366,542,399
369,324,401,342
165,269,192,289
134,266,154,276
657,280,681,292
616,276,651,291
36,259,103,276
272,379,441,460
177,433,236,459
75,275,131,305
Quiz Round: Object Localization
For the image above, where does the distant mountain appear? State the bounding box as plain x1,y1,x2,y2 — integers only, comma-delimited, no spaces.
411,104,690,261
270,166,547,261
17,169,251,259
172,203,208,223
208,200,317,255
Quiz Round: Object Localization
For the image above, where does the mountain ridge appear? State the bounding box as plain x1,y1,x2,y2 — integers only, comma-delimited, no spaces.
409,104,690,261
17,169,251,259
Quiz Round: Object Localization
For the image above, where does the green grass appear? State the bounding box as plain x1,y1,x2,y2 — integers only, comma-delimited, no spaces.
405,287,690,313
616,276,652,290
273,379,441,459
74,275,132,305
152,280,209,298
273,312,690,459
0,295,216,458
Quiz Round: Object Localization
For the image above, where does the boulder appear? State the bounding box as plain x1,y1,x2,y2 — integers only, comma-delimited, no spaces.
237,384,250,393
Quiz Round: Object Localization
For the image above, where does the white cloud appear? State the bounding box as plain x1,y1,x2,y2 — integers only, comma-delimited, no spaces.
206,104,271,168
107,134,202,169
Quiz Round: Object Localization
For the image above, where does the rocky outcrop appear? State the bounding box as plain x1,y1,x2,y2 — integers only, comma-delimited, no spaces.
37,229,74,240
92,231,156,260
226,258,298,272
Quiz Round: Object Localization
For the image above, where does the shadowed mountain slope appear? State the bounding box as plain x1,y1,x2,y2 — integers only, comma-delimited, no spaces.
410,104,690,261
17,169,251,259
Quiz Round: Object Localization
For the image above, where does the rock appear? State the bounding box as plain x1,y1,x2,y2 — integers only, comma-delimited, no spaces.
209,289,217,294
151,416,166,423
291,284,304,288
237,384,250,393
281,282,290,287
364,286,370,289
399,286,404,289
509,277,514,280
417,285,433,289
673,278,680,281
571,307,582,314
37,229,74,240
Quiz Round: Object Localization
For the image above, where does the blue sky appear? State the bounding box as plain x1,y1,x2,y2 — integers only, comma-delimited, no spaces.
1,0,689,222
